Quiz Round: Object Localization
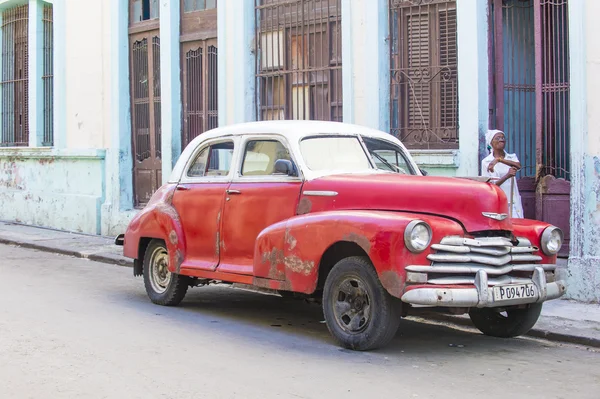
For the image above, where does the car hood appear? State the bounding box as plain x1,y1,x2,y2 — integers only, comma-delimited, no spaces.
301,173,512,233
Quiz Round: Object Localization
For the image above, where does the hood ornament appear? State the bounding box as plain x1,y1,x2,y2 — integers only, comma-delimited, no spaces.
482,212,508,221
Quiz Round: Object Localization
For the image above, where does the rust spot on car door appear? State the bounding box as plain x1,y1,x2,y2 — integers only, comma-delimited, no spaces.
297,197,312,215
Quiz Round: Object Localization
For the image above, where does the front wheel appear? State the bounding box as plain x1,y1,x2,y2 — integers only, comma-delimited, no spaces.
143,239,190,306
322,256,403,351
468,303,542,338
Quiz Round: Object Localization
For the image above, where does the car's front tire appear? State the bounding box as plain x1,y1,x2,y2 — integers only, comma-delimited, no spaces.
143,239,190,306
322,256,403,351
468,303,543,338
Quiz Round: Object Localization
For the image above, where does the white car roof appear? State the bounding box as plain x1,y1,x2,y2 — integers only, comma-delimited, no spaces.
169,120,420,182
191,120,398,141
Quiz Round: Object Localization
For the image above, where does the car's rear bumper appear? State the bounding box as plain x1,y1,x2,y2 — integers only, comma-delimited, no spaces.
400,267,566,308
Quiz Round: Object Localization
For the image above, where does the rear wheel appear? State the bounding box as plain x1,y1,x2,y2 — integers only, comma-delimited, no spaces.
143,239,190,306
468,304,542,338
322,256,402,351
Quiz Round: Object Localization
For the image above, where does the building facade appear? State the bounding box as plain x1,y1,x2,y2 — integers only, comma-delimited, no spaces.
0,0,596,301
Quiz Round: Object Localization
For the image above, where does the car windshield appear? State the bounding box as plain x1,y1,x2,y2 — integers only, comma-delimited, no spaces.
299,136,373,171
362,137,415,175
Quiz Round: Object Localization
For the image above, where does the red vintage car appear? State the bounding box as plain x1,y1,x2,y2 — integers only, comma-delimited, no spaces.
117,120,566,350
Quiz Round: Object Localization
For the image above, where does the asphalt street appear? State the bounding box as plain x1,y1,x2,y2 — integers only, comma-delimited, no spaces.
1,244,598,399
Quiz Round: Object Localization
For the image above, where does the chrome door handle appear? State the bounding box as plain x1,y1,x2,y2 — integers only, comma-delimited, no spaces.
176,185,190,191
226,189,241,195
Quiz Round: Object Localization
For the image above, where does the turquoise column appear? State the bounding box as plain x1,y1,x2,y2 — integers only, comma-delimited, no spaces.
109,0,133,210
456,0,489,176
341,0,389,131
217,0,255,125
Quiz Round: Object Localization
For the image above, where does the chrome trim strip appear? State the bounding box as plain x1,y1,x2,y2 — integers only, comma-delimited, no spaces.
302,190,338,197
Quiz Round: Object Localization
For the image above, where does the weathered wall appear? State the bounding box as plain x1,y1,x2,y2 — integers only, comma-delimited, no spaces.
0,150,105,233
64,0,108,149
566,0,600,303
0,0,115,235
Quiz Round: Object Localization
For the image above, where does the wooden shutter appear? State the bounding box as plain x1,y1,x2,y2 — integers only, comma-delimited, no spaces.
407,13,430,129
439,8,458,138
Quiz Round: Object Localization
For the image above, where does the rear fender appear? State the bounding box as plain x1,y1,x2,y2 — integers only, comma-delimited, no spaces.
253,210,463,297
123,184,187,273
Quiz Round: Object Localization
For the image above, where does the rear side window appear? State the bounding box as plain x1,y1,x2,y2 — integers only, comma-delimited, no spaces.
241,139,291,176
187,141,234,177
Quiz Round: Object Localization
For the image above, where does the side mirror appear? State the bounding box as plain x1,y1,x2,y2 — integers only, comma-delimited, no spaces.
274,159,297,177
419,168,428,176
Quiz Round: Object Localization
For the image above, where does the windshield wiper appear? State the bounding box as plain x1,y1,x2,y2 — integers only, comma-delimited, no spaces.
371,151,400,173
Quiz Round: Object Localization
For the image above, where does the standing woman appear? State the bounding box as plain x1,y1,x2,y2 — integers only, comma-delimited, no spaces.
481,129,524,218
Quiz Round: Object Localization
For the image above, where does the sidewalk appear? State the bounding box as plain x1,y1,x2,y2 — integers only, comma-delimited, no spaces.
0,221,131,266
1,220,598,348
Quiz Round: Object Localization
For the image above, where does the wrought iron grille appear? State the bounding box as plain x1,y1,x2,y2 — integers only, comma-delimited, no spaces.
539,0,570,180
152,36,161,159
389,0,458,149
132,38,151,162
43,4,53,146
1,5,29,147
490,0,570,180
255,0,342,122
182,41,218,147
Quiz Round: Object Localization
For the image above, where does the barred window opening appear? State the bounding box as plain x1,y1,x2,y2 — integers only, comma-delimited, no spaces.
255,0,342,122
180,0,218,147
0,5,29,147
390,0,458,150
43,4,54,146
129,0,162,207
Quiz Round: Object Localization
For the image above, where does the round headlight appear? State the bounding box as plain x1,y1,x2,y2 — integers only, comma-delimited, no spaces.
541,226,563,255
404,220,432,253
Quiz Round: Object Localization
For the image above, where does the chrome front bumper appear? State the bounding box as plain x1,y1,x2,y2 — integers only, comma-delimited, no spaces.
401,267,566,308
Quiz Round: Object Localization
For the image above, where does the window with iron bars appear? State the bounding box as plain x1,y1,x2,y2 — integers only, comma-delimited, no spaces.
390,0,458,150
180,0,218,148
43,4,53,146
255,0,342,122
0,4,29,147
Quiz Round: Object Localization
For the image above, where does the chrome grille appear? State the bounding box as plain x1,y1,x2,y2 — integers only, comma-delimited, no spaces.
428,236,541,266
405,235,554,286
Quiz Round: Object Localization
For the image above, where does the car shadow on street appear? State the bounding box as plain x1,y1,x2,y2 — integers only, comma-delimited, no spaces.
123,284,558,359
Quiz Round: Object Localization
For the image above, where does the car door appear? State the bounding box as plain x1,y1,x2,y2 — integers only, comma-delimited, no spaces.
217,136,303,275
171,138,237,271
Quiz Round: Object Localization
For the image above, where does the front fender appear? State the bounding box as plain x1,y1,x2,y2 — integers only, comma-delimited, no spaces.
253,210,464,296
123,184,187,273
511,218,557,263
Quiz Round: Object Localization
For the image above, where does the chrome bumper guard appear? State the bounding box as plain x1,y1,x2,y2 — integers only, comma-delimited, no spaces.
401,267,566,308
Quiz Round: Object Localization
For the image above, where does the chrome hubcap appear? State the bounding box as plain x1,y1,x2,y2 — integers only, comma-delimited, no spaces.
149,246,171,294
332,276,372,334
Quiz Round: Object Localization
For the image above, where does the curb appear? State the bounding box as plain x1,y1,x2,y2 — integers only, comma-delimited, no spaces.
422,312,600,349
0,238,133,267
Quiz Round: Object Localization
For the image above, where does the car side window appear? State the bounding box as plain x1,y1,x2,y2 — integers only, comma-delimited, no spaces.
187,141,234,178
241,139,291,176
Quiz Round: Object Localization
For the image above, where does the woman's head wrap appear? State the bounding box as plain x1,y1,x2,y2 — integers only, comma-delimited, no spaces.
486,129,505,153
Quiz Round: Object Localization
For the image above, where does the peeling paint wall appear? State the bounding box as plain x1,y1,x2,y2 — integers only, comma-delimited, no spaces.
0,151,105,234
0,0,123,236
565,0,600,303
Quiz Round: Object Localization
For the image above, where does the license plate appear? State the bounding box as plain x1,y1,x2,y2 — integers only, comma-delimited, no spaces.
493,283,537,302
